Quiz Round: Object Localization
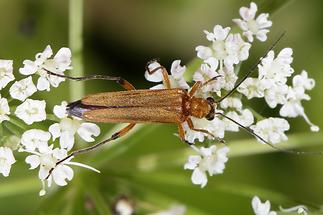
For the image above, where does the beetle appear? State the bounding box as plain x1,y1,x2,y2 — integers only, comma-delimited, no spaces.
44,57,268,171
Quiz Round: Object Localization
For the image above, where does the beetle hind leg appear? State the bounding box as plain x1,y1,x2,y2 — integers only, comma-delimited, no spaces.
45,123,136,179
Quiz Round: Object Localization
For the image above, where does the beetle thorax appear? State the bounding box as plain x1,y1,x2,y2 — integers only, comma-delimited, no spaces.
188,97,211,119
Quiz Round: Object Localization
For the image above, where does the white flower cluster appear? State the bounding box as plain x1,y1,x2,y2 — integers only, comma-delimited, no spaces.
184,145,229,187
19,102,101,196
0,45,101,195
252,196,308,215
20,128,100,196
145,2,318,188
238,48,319,132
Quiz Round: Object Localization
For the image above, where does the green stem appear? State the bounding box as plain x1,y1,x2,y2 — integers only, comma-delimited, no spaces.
69,0,84,100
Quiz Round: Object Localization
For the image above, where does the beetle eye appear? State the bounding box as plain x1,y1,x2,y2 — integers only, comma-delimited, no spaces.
206,97,214,104
206,114,214,121
206,104,215,121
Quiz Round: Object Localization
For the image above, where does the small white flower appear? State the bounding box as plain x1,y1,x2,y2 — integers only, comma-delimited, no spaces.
193,64,222,93
280,71,319,132
197,25,251,71
218,67,239,91
292,70,315,90
49,101,100,150
220,97,243,110
258,48,294,86
251,118,290,144
0,147,16,177
150,205,186,215
223,111,240,132
237,77,265,99
9,76,37,101
168,60,190,89
263,84,288,108
19,45,72,91
184,145,229,188
21,129,51,151
233,2,272,42
146,60,189,89
24,145,99,196
0,95,10,123
15,99,46,125
239,48,294,108
252,196,277,215
0,60,14,90
222,109,254,132
226,33,251,62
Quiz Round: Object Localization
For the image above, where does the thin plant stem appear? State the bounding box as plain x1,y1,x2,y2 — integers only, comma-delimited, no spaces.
69,0,84,100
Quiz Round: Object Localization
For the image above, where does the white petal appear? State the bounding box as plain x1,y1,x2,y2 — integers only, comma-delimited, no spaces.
191,168,208,188
196,46,212,60
52,165,74,186
19,60,38,75
49,123,62,141
59,131,75,151
53,101,68,118
37,76,50,91
54,48,72,71
67,161,101,173
184,155,201,170
144,61,164,82
77,123,100,142
25,155,40,169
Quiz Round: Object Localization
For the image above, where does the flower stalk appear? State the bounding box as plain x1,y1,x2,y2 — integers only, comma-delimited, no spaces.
69,0,84,100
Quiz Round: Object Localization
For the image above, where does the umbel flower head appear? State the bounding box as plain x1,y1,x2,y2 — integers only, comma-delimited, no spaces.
233,2,272,42
49,101,101,151
20,129,100,196
184,145,229,187
19,45,72,91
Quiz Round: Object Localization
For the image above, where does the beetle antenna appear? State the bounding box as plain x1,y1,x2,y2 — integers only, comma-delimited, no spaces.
216,31,286,103
216,112,323,156
44,69,120,81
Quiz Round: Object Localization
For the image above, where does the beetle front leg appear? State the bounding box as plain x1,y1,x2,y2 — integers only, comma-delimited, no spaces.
146,61,171,89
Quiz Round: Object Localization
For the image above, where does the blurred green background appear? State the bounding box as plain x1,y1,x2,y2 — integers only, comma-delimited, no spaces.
0,0,323,214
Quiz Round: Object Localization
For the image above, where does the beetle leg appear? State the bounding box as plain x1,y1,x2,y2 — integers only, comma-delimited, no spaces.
189,75,222,97
45,69,135,91
177,123,193,145
46,123,136,179
187,117,215,139
188,81,202,97
146,62,171,89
